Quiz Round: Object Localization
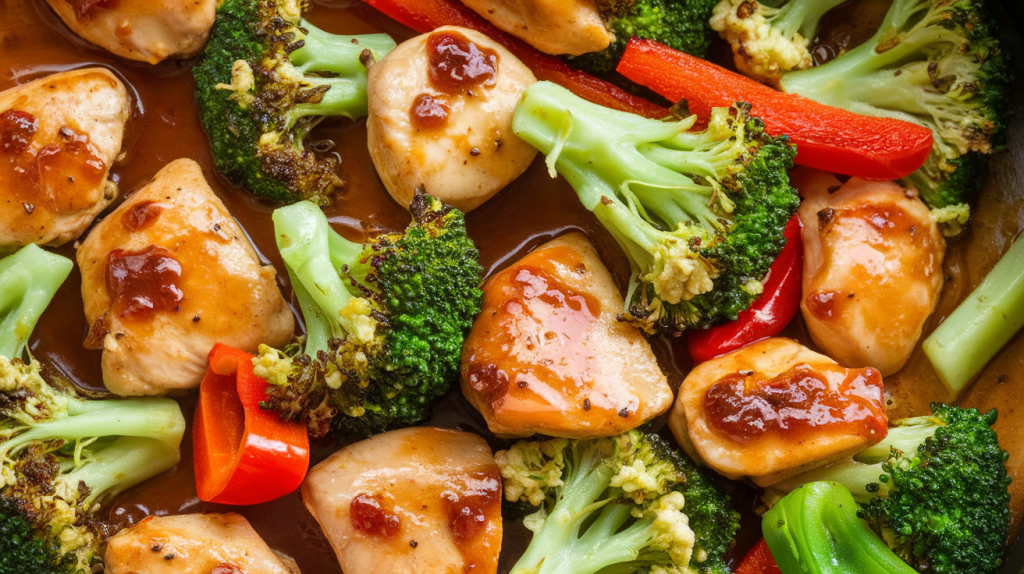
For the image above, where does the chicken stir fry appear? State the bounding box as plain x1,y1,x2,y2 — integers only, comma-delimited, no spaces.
0,68,129,252
459,0,613,56
77,159,294,396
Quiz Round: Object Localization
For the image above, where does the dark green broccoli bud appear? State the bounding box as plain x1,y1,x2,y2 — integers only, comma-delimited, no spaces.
513,81,799,334
194,0,396,204
765,403,1012,574
773,0,1010,236
255,191,484,438
568,0,720,75
496,430,739,574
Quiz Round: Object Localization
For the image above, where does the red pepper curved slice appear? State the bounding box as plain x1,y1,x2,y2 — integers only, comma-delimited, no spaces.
736,538,783,574
193,343,310,505
360,0,667,118
616,38,933,180
688,214,803,363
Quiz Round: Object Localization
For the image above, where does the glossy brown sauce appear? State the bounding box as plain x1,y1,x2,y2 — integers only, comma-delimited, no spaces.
106,245,184,320
704,363,886,443
410,92,450,130
428,31,498,91
443,470,502,571
120,199,162,231
350,492,402,538
0,109,37,154
1,0,1022,572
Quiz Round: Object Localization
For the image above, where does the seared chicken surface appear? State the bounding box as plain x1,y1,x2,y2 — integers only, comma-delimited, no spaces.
669,338,888,487
104,513,299,574
462,233,673,438
367,26,537,212
45,0,216,64
460,0,613,56
795,168,945,376
0,68,129,252
302,427,502,574
77,159,294,396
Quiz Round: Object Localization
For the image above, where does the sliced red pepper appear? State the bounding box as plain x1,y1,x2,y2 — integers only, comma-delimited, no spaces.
736,538,784,574
616,38,933,180
193,343,310,505
360,0,667,118
688,214,803,363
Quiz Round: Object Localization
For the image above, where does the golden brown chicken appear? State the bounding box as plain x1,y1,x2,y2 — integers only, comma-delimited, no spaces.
0,68,129,252
461,233,673,438
669,337,888,486
77,159,294,396
302,427,503,574
460,0,613,55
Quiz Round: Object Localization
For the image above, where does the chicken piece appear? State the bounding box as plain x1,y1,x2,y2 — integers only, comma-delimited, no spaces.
668,337,888,487
795,168,945,376
0,68,129,252
302,427,502,574
460,0,613,56
77,159,294,396
461,233,673,438
45,0,216,65
367,26,537,213
104,513,299,574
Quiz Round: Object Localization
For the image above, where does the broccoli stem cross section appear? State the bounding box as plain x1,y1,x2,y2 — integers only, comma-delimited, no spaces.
0,245,72,362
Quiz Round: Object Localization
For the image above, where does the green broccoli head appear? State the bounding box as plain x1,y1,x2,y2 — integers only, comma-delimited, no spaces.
569,0,720,75
0,497,77,574
193,0,396,204
513,81,799,334
496,431,739,574
777,0,1011,235
765,403,1012,574
256,191,484,438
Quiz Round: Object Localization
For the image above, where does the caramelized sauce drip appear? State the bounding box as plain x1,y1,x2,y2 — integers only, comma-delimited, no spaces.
350,493,401,538
0,110,37,155
805,290,846,320
65,0,120,21
106,246,185,320
442,471,502,572
428,32,498,91
410,93,450,130
704,363,886,443
121,201,164,232
211,565,242,574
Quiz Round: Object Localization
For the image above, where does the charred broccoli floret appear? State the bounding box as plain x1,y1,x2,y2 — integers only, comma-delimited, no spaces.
513,81,799,334
194,0,396,204
496,430,739,574
255,191,483,438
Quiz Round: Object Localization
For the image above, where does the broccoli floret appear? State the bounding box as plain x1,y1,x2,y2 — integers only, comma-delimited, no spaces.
765,403,1012,574
512,81,799,334
255,191,483,438
0,245,187,573
773,0,1010,235
710,0,848,83
568,0,720,75
496,430,739,574
194,0,396,204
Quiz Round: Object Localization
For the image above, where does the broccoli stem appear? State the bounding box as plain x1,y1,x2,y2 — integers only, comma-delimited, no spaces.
923,235,1024,397
64,435,182,508
763,482,919,574
769,0,848,41
0,245,73,361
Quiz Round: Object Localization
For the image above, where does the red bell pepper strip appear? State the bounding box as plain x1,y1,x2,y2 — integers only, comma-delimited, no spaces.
616,38,933,180
193,343,310,505
360,0,667,119
688,214,803,363
736,538,783,574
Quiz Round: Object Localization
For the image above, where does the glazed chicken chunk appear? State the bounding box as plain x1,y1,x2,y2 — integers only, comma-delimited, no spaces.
796,169,945,376
0,68,129,252
302,427,503,574
461,233,673,438
45,0,216,64
77,159,294,396
669,338,888,487
367,26,538,212
460,0,613,56
104,513,299,574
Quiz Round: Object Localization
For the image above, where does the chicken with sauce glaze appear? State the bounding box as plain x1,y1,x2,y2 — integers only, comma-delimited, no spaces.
104,513,300,574
795,168,946,376
77,158,294,396
302,427,502,574
367,26,538,212
461,233,673,438
669,337,888,487
459,0,613,56
46,0,216,65
0,68,129,253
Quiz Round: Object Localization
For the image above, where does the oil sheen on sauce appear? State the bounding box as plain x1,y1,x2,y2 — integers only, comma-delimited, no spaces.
703,363,887,443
